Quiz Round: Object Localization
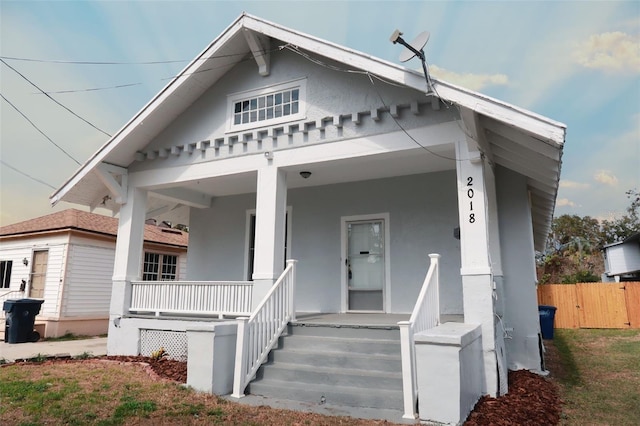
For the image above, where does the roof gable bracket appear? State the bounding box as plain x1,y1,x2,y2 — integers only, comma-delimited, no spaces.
94,163,128,205
459,107,494,165
243,28,270,76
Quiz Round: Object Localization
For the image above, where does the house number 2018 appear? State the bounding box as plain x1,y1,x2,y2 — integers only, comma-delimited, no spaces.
467,177,475,223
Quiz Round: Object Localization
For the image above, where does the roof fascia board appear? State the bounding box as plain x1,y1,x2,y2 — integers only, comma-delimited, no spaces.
434,83,566,146
50,15,248,206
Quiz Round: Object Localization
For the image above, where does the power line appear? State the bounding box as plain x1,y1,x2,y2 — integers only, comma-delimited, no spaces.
0,59,112,137
0,159,57,190
22,46,280,95
0,55,190,65
1,92,81,165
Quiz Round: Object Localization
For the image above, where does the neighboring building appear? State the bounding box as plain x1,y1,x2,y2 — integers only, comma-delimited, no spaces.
0,209,188,338
48,14,566,423
603,232,640,282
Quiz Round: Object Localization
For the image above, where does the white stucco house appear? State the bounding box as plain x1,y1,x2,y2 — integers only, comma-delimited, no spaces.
49,14,565,423
0,209,188,338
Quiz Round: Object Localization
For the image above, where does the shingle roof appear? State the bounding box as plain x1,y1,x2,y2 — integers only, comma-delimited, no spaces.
0,209,188,247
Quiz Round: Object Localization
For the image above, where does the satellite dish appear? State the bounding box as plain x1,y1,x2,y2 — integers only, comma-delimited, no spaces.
398,31,430,62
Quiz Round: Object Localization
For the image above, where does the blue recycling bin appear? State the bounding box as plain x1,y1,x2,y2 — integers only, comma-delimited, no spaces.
538,305,557,340
3,299,44,343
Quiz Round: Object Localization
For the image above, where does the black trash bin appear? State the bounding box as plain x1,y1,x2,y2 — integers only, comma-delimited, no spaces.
538,305,557,340
3,299,44,343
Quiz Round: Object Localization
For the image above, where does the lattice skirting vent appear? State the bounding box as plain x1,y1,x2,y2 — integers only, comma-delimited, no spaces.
140,329,187,362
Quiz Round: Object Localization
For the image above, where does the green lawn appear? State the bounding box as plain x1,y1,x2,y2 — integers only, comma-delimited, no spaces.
552,329,640,425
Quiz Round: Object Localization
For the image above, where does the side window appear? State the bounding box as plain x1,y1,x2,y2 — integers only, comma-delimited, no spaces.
142,252,178,281
1,260,12,288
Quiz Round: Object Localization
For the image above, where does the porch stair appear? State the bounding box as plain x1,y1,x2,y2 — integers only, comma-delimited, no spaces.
247,322,404,411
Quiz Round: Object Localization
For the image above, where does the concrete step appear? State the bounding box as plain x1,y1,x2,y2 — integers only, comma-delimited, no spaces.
248,379,404,411
271,347,401,372
256,362,403,389
288,323,400,340
278,334,400,356
249,323,404,412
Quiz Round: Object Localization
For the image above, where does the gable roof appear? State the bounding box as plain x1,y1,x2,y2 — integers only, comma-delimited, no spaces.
50,13,566,251
0,209,188,248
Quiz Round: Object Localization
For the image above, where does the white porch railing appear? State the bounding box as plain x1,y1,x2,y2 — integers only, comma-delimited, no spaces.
232,259,297,398
1,290,25,307
129,281,253,318
398,253,441,419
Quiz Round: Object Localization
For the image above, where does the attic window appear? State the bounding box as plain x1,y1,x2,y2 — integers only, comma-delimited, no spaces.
228,79,306,132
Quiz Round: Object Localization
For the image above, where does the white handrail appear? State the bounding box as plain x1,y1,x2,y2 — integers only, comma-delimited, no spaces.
129,281,253,318
1,290,25,307
398,253,440,419
232,259,297,398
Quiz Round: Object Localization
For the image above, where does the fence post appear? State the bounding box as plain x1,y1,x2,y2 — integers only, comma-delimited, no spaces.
232,317,249,398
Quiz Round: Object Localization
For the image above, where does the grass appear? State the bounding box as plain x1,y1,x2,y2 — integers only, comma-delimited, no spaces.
1,330,637,425
551,329,640,425
0,360,392,425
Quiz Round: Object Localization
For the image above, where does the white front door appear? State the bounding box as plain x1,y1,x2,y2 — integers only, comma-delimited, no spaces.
345,219,386,311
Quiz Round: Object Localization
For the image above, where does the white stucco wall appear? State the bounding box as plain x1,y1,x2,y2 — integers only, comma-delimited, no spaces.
129,48,457,174
187,170,462,314
495,166,542,371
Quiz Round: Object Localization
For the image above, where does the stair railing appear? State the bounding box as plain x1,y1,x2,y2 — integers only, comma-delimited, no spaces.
0,290,25,306
398,253,441,419
232,259,297,398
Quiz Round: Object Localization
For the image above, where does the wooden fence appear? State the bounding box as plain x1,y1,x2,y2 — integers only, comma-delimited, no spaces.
537,282,640,329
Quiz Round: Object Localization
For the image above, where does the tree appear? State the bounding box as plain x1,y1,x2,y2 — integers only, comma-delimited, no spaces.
601,189,640,244
548,214,603,255
537,189,640,283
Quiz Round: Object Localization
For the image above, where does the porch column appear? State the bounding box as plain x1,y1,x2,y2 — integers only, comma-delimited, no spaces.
455,138,498,397
110,186,147,318
252,166,287,309
485,162,508,395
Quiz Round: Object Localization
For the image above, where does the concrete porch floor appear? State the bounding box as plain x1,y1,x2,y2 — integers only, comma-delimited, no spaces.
293,312,463,327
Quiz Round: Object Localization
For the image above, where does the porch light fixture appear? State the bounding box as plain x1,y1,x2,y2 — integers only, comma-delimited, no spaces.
22,257,29,266
300,171,311,179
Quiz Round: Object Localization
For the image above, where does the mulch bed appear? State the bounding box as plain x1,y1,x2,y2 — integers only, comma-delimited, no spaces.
465,370,561,425
101,355,188,383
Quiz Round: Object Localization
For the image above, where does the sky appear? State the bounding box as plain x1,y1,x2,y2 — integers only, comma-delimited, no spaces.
1,0,639,227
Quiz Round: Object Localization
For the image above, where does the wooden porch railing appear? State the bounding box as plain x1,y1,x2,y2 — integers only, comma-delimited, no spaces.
129,280,253,318
232,259,297,398
398,253,441,419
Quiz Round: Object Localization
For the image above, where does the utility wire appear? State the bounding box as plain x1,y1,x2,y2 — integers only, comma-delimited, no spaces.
0,56,189,65
26,46,278,95
1,93,81,165
0,59,112,137
0,159,57,190
285,45,460,162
